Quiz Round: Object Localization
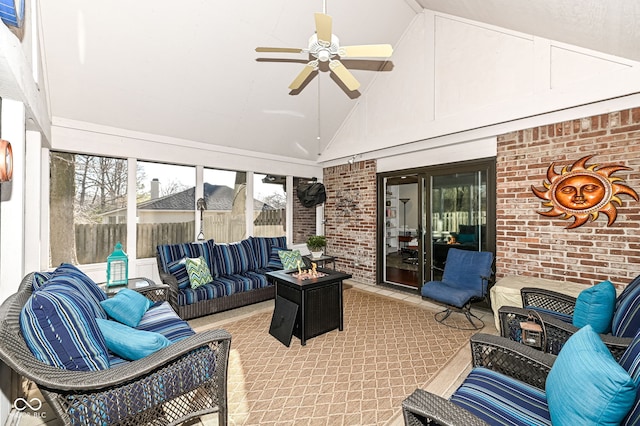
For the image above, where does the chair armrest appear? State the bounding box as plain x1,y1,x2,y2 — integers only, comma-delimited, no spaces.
469,333,556,390
158,270,180,313
5,328,231,391
520,287,577,316
402,388,490,426
498,306,631,360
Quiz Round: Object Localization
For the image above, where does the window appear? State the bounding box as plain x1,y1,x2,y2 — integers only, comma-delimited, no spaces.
49,152,127,266
201,168,247,243
136,161,195,258
253,174,286,238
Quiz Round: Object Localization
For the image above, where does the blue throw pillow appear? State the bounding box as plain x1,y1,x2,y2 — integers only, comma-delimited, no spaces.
96,318,171,361
573,280,616,333
268,246,288,269
546,325,636,426
100,289,153,328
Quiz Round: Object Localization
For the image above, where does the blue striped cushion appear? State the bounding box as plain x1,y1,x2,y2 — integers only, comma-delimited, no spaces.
177,281,227,306
241,271,270,290
268,246,287,270
450,367,551,425
614,329,640,426
214,242,255,275
156,240,213,273
43,263,108,318
214,275,245,295
250,236,287,268
612,274,640,338
167,258,190,289
20,290,110,371
136,302,195,342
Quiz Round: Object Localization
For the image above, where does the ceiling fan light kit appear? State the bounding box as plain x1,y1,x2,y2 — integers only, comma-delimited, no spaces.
256,11,393,93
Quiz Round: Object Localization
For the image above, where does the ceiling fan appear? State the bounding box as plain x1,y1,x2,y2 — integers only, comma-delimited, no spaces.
255,11,393,92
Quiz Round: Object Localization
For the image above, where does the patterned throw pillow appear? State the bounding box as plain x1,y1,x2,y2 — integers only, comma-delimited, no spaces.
278,249,302,270
185,256,213,289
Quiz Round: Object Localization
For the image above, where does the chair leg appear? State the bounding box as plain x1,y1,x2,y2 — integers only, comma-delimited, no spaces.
434,304,485,330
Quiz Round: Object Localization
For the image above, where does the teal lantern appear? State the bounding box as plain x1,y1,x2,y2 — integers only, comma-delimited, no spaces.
106,242,128,287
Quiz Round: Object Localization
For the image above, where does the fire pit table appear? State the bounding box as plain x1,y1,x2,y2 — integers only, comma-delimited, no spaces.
266,267,352,346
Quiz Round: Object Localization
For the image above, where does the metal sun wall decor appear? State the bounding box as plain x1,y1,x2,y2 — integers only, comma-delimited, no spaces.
531,155,639,229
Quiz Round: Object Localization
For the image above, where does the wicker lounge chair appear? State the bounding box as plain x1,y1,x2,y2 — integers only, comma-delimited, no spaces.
403,329,640,425
498,274,640,359
0,272,232,426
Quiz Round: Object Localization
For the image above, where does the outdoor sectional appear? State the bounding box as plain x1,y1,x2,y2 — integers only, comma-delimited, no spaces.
0,264,231,426
156,236,287,320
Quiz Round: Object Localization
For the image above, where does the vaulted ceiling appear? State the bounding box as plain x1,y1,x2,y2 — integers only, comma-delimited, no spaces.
38,1,640,162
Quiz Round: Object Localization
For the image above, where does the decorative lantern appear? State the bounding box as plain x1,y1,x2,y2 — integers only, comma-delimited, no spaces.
106,242,128,287
520,311,546,351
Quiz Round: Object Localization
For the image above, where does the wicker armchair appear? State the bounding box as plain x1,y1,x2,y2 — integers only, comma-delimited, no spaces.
403,333,556,426
498,274,640,360
403,330,640,425
0,272,232,426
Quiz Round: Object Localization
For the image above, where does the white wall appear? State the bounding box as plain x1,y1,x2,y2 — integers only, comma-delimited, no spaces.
321,10,640,166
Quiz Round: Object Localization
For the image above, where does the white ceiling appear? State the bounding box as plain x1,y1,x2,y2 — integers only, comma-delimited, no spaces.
38,1,640,163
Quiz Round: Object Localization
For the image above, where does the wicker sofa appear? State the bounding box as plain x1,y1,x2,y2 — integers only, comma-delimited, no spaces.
156,236,287,320
0,266,231,426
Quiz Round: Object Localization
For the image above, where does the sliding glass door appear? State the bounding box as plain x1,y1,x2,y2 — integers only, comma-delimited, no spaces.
378,159,495,288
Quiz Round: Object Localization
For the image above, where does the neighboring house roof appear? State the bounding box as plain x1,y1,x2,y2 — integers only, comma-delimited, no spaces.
137,183,272,211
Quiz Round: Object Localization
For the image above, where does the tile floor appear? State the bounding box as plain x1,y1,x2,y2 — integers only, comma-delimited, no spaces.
7,280,498,426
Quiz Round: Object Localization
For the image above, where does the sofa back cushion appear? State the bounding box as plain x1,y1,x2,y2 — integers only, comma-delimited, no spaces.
619,329,640,425
157,239,216,287
214,241,257,275
20,289,110,371
250,236,287,269
612,274,640,338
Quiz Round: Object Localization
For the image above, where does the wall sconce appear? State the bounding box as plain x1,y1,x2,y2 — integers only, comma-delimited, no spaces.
106,242,128,287
0,139,14,182
347,155,357,165
196,197,207,241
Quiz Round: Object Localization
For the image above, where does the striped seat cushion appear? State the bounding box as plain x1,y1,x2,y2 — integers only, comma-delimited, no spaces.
20,289,110,371
136,302,195,342
450,367,551,426
214,242,257,275
177,282,227,306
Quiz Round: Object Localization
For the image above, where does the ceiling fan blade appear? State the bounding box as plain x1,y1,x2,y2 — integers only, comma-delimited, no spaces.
340,44,393,58
314,13,332,45
256,47,304,54
329,60,360,91
289,62,317,90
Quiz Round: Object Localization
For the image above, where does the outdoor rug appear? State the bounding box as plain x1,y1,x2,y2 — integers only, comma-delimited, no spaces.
194,288,477,425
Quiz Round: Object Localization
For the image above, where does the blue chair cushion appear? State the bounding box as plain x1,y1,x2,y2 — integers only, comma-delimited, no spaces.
450,367,551,425
100,288,153,328
546,325,636,426
267,246,287,270
96,318,171,361
619,329,640,426
572,280,616,333
421,248,494,308
612,274,640,338
20,289,110,371
214,242,256,275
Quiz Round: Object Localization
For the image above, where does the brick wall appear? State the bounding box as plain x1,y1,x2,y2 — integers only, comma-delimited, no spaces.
496,107,640,288
292,177,317,245
323,160,377,284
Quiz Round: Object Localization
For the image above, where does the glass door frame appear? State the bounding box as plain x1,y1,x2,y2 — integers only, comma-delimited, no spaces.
377,157,496,288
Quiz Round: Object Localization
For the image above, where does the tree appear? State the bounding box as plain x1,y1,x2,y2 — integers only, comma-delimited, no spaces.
50,152,78,265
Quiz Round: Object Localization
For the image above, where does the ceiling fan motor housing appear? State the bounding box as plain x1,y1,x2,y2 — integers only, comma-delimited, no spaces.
309,34,340,62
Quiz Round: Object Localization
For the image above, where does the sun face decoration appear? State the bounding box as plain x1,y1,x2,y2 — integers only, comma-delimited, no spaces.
531,155,639,229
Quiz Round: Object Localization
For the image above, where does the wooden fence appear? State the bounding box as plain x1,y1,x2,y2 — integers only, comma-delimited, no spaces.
74,209,285,264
